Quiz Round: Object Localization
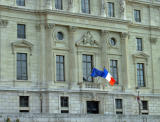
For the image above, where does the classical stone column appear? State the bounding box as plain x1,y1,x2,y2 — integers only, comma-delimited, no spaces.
45,0,52,9
68,0,73,12
121,32,129,90
68,26,77,89
45,23,55,88
0,20,8,82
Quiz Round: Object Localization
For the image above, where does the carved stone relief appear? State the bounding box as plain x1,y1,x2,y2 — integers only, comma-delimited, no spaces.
0,19,8,27
76,31,99,47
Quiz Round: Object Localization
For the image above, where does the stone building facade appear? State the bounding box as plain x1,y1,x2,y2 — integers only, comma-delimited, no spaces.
0,0,160,122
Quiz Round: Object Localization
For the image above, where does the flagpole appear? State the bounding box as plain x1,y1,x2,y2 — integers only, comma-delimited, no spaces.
137,91,141,115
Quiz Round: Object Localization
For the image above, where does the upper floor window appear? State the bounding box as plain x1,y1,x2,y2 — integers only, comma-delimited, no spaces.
115,99,123,114
16,0,25,6
137,63,145,87
17,24,26,39
108,2,115,17
81,0,90,14
56,55,65,81
83,54,93,82
110,60,118,84
87,101,99,114
55,0,63,10
136,38,143,51
134,9,141,22
17,53,28,80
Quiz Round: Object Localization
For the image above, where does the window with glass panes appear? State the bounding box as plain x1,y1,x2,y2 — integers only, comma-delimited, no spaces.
83,55,93,82
110,60,118,84
20,96,29,107
81,0,90,14
115,99,123,114
17,53,28,80
56,55,65,81
17,24,26,39
61,97,69,107
16,0,25,6
137,38,143,51
134,9,141,22
108,2,115,17
142,101,148,110
87,101,99,114
137,63,145,87
55,0,63,10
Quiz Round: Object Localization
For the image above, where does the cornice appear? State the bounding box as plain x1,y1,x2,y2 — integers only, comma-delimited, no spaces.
129,23,160,30
128,0,160,7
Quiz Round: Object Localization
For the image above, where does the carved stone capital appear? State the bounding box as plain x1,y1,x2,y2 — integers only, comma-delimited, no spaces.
121,32,129,40
69,26,78,33
45,23,55,30
150,37,157,44
0,20,8,27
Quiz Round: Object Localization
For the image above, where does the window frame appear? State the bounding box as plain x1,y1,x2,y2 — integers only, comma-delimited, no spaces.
55,0,63,10
137,63,145,87
16,53,28,80
110,59,118,84
81,0,90,14
136,38,143,51
60,96,69,113
108,2,115,17
115,98,123,115
134,9,141,22
16,0,25,6
56,55,65,81
19,96,29,113
86,101,99,114
82,54,93,82
17,24,26,39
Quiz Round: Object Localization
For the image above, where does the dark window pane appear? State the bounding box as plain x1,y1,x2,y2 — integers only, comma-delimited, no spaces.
61,110,69,113
108,2,114,17
57,32,64,40
81,0,90,13
17,24,26,39
137,63,145,87
134,10,141,22
16,0,25,6
83,55,93,82
87,101,99,114
61,97,69,107
19,110,29,112
20,96,29,107
55,0,63,10
137,38,142,51
142,101,148,110
56,56,65,81
110,60,118,84
115,99,122,109
17,53,28,80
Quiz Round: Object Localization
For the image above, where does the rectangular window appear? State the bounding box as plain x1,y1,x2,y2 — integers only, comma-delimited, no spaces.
110,60,118,84
20,96,29,107
87,101,99,114
134,9,141,22
81,0,90,14
17,53,28,80
60,96,69,113
115,99,123,114
83,55,93,82
17,24,26,39
141,100,148,115
16,0,25,6
137,38,143,51
61,97,69,107
55,0,63,10
108,2,115,17
56,55,65,81
137,63,145,87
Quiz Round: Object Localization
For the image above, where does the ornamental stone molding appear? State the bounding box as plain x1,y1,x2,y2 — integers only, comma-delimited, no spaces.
0,19,8,27
76,31,99,47
11,40,33,55
45,23,55,30
69,26,78,33
132,52,149,64
150,37,158,44
121,32,129,40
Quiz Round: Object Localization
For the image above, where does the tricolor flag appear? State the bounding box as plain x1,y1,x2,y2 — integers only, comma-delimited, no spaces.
91,68,116,86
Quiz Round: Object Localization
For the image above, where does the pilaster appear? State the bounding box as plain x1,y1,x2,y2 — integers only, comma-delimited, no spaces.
68,26,78,89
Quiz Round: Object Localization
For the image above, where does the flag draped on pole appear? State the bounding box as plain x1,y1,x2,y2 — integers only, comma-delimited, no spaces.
91,68,116,86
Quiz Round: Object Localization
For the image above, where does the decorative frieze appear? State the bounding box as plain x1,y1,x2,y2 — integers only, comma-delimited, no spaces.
0,19,8,27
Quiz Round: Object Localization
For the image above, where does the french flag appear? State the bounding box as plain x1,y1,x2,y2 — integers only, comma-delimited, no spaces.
91,68,116,86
